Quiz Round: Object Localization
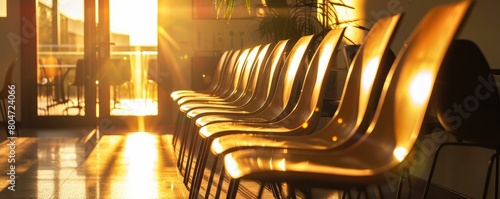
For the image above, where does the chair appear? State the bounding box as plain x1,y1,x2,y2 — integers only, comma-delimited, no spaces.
187,28,346,198
201,12,401,198
176,45,266,178
170,50,232,102
423,39,500,198
63,59,85,115
177,35,314,188
172,49,242,150
197,13,401,198
145,59,158,103
1,59,20,138
109,58,133,108
221,1,473,198
178,41,290,190
175,48,254,105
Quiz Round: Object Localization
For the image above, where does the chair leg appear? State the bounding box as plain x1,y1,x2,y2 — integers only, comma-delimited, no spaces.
172,111,185,148
483,149,500,199
214,163,226,199
227,178,240,199
204,153,220,199
190,138,212,199
496,151,499,199
423,142,461,198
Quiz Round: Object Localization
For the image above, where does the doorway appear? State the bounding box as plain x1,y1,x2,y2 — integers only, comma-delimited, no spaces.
23,0,161,130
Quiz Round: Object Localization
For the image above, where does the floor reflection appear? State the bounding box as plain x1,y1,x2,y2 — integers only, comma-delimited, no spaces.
0,132,188,199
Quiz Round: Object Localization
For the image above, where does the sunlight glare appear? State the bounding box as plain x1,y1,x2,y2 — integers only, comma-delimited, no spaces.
393,147,408,162
409,71,433,105
361,57,380,92
123,132,158,198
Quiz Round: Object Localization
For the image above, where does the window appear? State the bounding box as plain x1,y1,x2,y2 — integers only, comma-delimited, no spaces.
0,0,7,17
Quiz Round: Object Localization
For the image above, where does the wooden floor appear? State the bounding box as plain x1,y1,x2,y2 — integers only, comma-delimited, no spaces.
0,128,472,199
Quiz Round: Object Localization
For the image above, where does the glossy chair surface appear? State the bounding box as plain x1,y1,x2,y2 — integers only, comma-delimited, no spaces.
170,50,231,101
174,49,242,105
185,28,345,195
199,28,346,139
194,36,315,127
184,41,290,120
211,13,402,155
179,44,272,112
222,0,473,193
176,47,252,105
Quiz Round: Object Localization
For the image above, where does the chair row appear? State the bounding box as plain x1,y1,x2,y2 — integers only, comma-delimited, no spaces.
170,1,500,198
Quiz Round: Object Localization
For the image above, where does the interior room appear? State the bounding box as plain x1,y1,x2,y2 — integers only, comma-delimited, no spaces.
0,0,499,198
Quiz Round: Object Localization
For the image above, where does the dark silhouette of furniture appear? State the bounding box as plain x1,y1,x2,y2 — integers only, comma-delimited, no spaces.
1,59,20,138
63,59,85,115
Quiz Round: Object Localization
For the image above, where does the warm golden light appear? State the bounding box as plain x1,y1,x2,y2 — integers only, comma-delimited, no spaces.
393,147,408,162
287,45,308,80
110,0,158,46
409,71,433,105
302,122,309,129
361,57,380,92
279,158,287,171
224,154,242,178
337,118,343,124
211,138,223,154
332,136,338,142
123,132,158,198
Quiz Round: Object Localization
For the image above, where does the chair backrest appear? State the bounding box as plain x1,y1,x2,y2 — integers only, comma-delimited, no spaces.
250,35,318,121
231,43,273,106
222,45,262,103
356,0,473,168
431,39,500,146
237,40,291,111
216,48,250,99
314,13,402,147
204,50,231,93
73,59,86,86
275,28,346,130
213,49,241,97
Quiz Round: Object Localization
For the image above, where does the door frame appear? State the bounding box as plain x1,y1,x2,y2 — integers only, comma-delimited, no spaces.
20,0,170,131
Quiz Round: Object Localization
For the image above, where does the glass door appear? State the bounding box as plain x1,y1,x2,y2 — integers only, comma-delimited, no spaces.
32,0,97,127
96,0,159,130
32,0,159,130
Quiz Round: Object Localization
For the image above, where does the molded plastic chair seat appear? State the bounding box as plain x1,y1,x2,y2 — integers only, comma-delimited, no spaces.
176,47,256,106
178,44,272,112
171,50,242,103
221,1,473,198
186,28,346,198
210,13,401,156
177,38,313,189
171,50,232,102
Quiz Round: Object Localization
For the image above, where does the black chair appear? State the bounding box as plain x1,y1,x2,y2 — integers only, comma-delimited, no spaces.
63,59,85,116
424,39,500,199
1,59,20,138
